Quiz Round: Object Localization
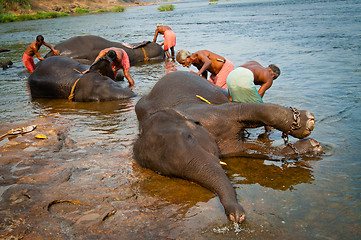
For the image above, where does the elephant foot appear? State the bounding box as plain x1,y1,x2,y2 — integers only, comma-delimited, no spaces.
224,202,246,223
286,108,315,139
281,138,323,156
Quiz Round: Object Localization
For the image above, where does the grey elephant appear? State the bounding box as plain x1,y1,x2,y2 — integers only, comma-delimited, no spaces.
28,56,135,102
44,35,165,65
133,71,323,223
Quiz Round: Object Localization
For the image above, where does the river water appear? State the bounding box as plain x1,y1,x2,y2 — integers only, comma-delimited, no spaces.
0,0,360,239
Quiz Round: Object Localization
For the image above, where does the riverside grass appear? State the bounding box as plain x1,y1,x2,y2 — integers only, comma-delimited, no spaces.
1,11,69,22
0,5,125,23
157,4,175,12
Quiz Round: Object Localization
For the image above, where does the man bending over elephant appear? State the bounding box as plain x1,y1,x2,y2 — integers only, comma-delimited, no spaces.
176,49,234,89
153,23,176,59
226,61,280,103
23,35,60,73
227,61,280,132
85,48,135,88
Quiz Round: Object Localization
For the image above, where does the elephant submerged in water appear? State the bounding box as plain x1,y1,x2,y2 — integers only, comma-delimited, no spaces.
133,71,323,223
28,56,135,102
44,35,165,65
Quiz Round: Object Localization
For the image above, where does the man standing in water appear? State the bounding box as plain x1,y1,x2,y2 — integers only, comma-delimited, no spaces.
226,61,280,103
176,49,234,89
85,48,135,88
153,23,176,59
23,35,60,73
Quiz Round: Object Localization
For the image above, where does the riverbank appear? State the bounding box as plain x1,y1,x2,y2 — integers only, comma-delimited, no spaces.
0,0,155,23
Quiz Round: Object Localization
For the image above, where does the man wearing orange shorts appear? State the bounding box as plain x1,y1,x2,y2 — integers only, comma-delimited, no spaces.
23,35,59,73
153,23,176,59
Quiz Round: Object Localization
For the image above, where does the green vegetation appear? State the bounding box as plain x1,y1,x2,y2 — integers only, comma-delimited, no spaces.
157,4,175,12
209,0,219,5
74,8,89,14
91,9,108,13
0,11,69,23
111,5,125,12
0,4,126,23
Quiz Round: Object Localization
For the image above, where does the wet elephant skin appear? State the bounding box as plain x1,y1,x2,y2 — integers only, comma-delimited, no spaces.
28,56,136,102
133,71,322,223
44,35,165,65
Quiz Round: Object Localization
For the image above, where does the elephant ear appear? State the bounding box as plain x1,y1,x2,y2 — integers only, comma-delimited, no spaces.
88,56,115,80
172,109,200,125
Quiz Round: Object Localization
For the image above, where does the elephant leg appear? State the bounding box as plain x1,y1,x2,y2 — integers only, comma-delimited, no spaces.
222,138,323,159
185,103,317,157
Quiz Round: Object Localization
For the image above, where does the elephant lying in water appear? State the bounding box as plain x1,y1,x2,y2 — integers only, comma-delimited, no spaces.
133,71,323,223
44,35,165,65
28,56,135,102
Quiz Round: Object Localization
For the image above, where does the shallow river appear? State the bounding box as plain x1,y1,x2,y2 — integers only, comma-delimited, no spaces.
0,0,360,239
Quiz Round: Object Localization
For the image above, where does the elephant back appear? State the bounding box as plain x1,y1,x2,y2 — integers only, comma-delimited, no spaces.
123,42,165,65
45,35,165,65
135,71,229,121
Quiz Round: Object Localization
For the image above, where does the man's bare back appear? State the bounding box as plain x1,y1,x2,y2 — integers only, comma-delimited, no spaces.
240,61,278,98
155,26,172,35
189,50,226,78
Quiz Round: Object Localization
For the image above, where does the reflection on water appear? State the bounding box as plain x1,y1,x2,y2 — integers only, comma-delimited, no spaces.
0,0,361,239
32,98,134,116
225,157,315,191
164,59,178,74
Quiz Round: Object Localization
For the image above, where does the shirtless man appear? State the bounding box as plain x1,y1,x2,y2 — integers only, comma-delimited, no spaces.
227,61,280,102
86,48,135,88
153,23,176,59
23,35,59,73
176,49,234,89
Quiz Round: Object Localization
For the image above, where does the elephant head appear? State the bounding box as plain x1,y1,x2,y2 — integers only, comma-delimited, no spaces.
88,55,115,80
134,108,246,223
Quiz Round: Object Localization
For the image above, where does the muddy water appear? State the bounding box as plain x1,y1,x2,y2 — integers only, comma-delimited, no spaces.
0,0,360,239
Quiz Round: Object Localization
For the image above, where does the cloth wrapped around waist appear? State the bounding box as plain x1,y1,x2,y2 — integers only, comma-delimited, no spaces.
226,67,263,103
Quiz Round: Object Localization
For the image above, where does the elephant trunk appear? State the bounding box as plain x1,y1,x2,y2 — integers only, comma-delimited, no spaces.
181,154,246,223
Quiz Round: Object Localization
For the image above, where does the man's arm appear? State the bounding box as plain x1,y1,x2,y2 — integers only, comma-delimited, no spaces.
83,50,107,74
123,69,135,87
153,29,159,42
93,50,107,64
43,41,60,55
32,46,44,60
258,78,273,98
195,52,211,78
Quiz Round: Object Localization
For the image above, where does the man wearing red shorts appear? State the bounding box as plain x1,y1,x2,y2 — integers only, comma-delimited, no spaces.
153,23,176,59
23,35,59,73
87,48,135,88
